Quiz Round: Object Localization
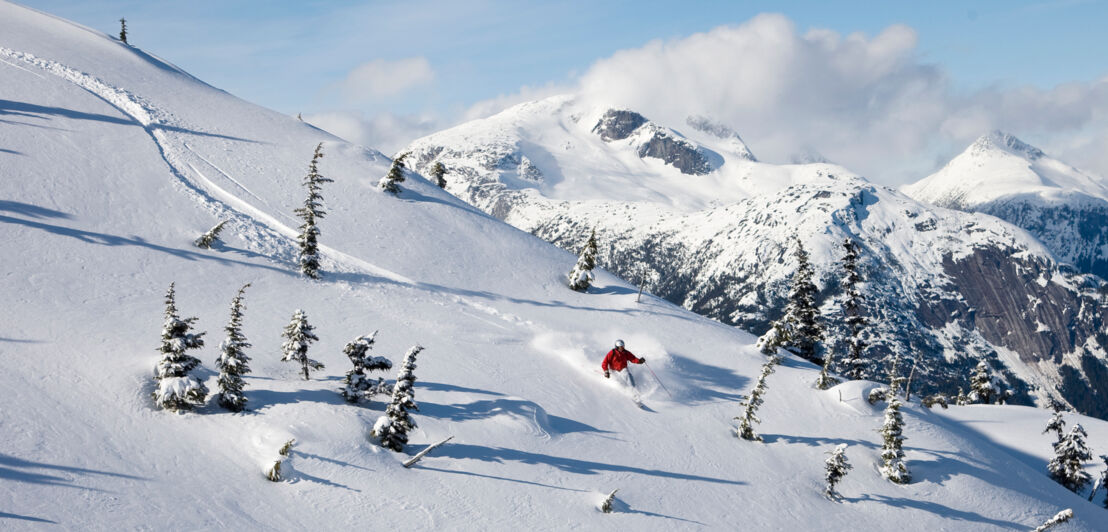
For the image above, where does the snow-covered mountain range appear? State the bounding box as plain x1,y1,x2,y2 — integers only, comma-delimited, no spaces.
904,131,1108,281
3,2,1108,529
405,96,1108,419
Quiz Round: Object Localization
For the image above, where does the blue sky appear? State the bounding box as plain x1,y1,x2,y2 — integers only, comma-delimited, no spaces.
17,0,1108,182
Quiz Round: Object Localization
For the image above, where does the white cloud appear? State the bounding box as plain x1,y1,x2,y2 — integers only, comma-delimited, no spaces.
573,14,1108,183
304,110,439,156
335,57,435,104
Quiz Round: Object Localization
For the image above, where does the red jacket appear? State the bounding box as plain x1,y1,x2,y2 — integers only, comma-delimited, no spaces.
602,348,642,372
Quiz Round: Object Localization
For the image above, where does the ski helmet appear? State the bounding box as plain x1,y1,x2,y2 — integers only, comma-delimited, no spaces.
615,339,625,348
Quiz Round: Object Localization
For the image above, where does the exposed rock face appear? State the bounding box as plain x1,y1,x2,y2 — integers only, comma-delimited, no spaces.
636,126,713,176
972,198,1108,280
592,109,648,141
593,109,713,175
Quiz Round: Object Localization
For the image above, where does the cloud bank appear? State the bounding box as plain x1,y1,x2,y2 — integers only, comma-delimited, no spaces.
575,14,1108,183
335,57,435,104
320,14,1108,183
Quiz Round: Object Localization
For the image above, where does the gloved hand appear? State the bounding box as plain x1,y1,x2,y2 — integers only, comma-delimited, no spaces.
640,357,646,363
604,371,610,378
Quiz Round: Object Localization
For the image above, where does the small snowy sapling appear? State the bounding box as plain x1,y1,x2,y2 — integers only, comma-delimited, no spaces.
281,309,324,380
379,152,410,194
194,220,228,249
567,229,598,292
214,284,252,412
265,439,295,482
1043,409,1066,443
340,332,393,403
374,345,424,452
824,444,852,500
430,161,447,188
735,355,781,442
955,387,969,406
152,283,208,412
1032,509,1073,532
600,489,619,513
294,143,333,279
1048,424,1092,493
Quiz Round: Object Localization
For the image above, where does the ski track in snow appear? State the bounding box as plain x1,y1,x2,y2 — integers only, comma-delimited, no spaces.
0,45,418,290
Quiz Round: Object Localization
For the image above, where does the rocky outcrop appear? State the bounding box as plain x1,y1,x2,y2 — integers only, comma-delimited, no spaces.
636,127,713,175
592,109,648,141
593,109,713,175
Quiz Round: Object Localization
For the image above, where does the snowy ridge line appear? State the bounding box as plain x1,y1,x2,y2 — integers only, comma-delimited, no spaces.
0,45,415,285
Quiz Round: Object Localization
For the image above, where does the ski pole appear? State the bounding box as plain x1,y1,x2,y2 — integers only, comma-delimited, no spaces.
643,361,673,399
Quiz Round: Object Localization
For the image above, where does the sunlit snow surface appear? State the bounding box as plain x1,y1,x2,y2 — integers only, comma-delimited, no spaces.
0,2,1106,529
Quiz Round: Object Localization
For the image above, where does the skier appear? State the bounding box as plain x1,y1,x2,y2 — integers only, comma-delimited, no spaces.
602,339,645,390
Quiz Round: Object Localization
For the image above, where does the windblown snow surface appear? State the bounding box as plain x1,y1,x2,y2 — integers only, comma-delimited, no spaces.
1,2,1106,529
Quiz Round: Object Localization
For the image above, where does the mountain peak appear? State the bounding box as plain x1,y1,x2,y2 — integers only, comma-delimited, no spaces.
971,130,1044,161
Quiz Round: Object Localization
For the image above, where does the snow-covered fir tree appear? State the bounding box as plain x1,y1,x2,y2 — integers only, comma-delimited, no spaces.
340,332,393,403
757,238,823,363
214,284,251,412
194,220,227,249
294,143,333,279
152,283,208,412
430,161,447,188
1043,409,1066,442
378,151,409,194
735,355,781,442
374,345,424,451
1048,423,1092,493
281,309,324,380
567,229,598,292
838,238,870,379
879,377,911,484
824,443,852,500
969,360,997,404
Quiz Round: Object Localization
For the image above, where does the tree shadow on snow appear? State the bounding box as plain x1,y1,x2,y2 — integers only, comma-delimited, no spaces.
667,354,749,404
843,493,1023,529
419,398,614,437
0,511,56,524
0,99,258,143
415,465,586,492
431,444,745,485
248,388,348,411
605,498,706,525
419,381,506,396
0,214,292,276
0,200,72,219
0,453,146,491
760,434,878,449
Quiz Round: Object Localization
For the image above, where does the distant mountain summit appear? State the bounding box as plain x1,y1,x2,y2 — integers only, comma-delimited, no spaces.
905,131,1108,279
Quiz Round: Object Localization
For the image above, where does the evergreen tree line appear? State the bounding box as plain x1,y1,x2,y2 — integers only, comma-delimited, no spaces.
151,282,425,452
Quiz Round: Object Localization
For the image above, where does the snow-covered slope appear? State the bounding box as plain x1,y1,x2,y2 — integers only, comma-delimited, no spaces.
904,131,1108,279
2,2,1108,529
406,97,1108,420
